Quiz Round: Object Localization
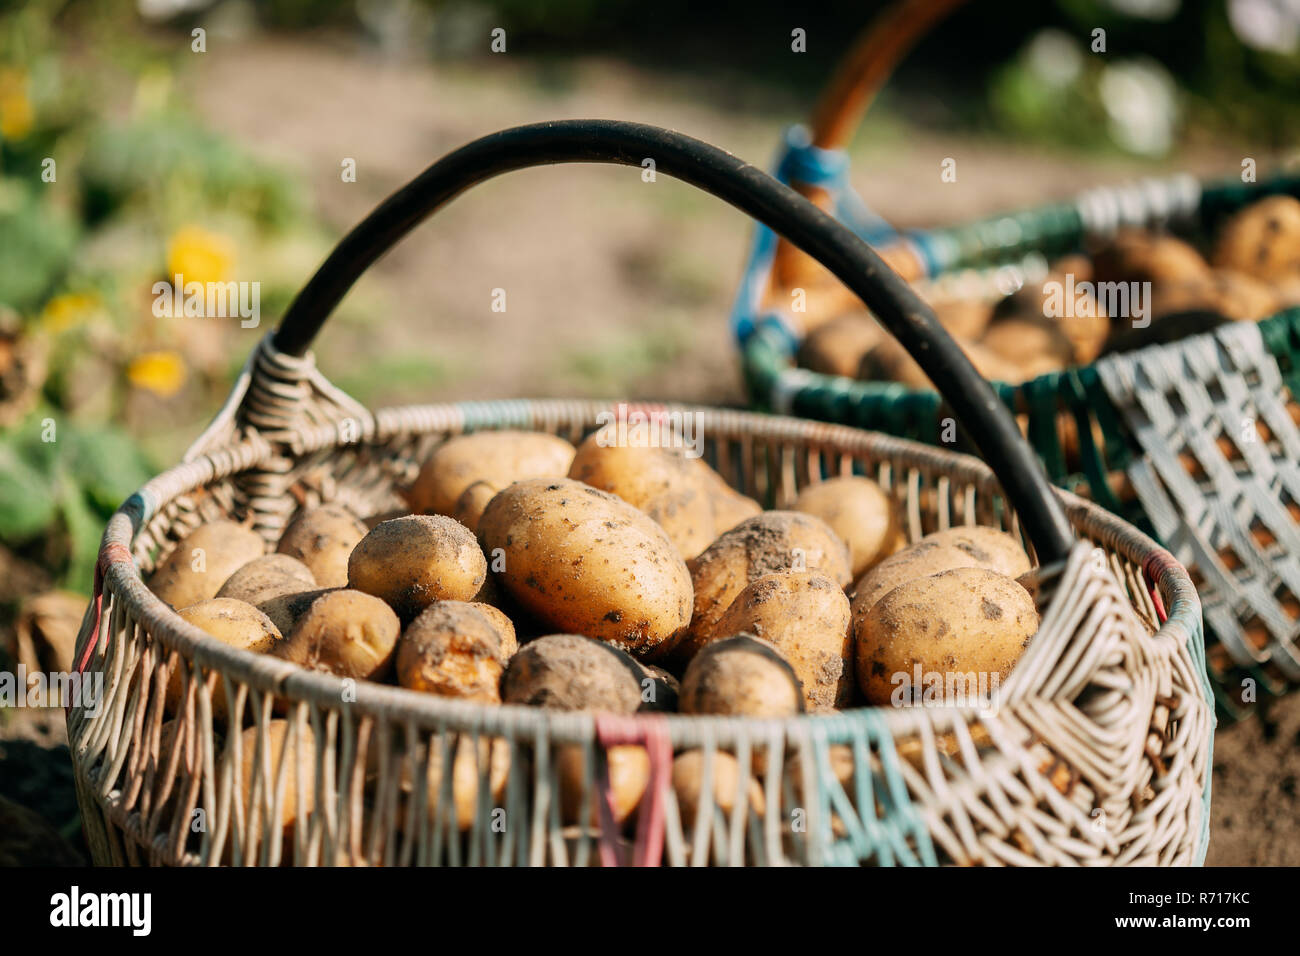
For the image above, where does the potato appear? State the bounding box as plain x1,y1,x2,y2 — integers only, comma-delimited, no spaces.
797,313,884,378
236,718,316,856
276,503,368,589
272,589,400,681
1091,230,1210,285
931,298,994,341
167,598,282,722
468,601,518,658
217,554,316,606
407,430,577,517
980,315,1074,369
149,520,265,610
396,601,511,703
706,571,852,710
922,526,1031,579
672,750,765,834
568,436,715,560
255,587,336,637
850,526,1030,618
374,734,511,832
479,479,691,657
557,744,650,827
678,634,803,717
792,476,900,580
637,662,680,712
855,567,1039,705
860,336,1028,389
348,514,486,622
1212,195,1300,282
452,481,498,534
691,459,762,535
677,511,850,665
501,633,646,713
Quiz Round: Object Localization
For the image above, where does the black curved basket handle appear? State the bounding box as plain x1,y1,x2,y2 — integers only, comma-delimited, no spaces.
272,120,1075,564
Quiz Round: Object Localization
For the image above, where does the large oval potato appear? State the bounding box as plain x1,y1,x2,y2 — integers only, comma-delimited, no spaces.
479,479,692,657
707,571,852,710
396,601,512,703
501,633,646,713
272,589,400,681
677,511,851,665
217,554,316,606
348,514,487,622
167,598,282,722
149,520,266,610
276,503,369,589
792,476,900,580
568,436,716,560
408,430,577,517
678,633,803,718
855,567,1038,706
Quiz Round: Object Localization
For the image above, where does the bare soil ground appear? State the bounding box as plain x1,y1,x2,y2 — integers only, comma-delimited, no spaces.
1,35,1291,867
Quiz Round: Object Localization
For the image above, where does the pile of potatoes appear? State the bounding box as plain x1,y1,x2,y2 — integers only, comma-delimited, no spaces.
147,425,1042,837
798,194,1300,388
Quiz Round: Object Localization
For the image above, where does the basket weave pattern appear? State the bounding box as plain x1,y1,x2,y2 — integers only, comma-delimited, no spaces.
67,341,1213,866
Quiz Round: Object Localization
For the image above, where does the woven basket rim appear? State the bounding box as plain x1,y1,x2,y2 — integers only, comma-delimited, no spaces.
96,398,1202,746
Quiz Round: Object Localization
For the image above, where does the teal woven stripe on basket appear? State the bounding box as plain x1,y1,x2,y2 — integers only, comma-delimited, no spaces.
456,400,537,431
814,710,937,866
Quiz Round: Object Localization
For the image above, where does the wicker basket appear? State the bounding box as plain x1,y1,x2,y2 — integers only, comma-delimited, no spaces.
734,0,1300,720
68,120,1213,866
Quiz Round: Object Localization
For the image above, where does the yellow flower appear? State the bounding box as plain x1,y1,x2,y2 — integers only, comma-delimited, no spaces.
127,350,187,398
166,226,235,287
0,67,34,141
39,292,101,333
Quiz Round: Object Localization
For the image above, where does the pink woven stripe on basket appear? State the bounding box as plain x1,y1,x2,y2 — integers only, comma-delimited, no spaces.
595,713,673,867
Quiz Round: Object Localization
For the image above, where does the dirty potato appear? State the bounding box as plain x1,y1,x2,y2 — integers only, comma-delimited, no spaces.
792,476,900,580
396,601,512,703
149,520,266,610
217,554,316,606
479,479,692,657
276,503,369,589
706,571,852,710
407,430,577,517
678,511,851,665
568,435,716,560
855,567,1038,705
678,633,803,717
500,633,646,713
167,598,282,722
272,589,400,681
348,514,486,622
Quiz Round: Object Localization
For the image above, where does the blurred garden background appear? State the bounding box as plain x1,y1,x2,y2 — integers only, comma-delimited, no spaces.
2,0,1299,865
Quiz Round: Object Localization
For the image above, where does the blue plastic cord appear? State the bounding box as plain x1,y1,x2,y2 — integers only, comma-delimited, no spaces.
730,125,920,352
